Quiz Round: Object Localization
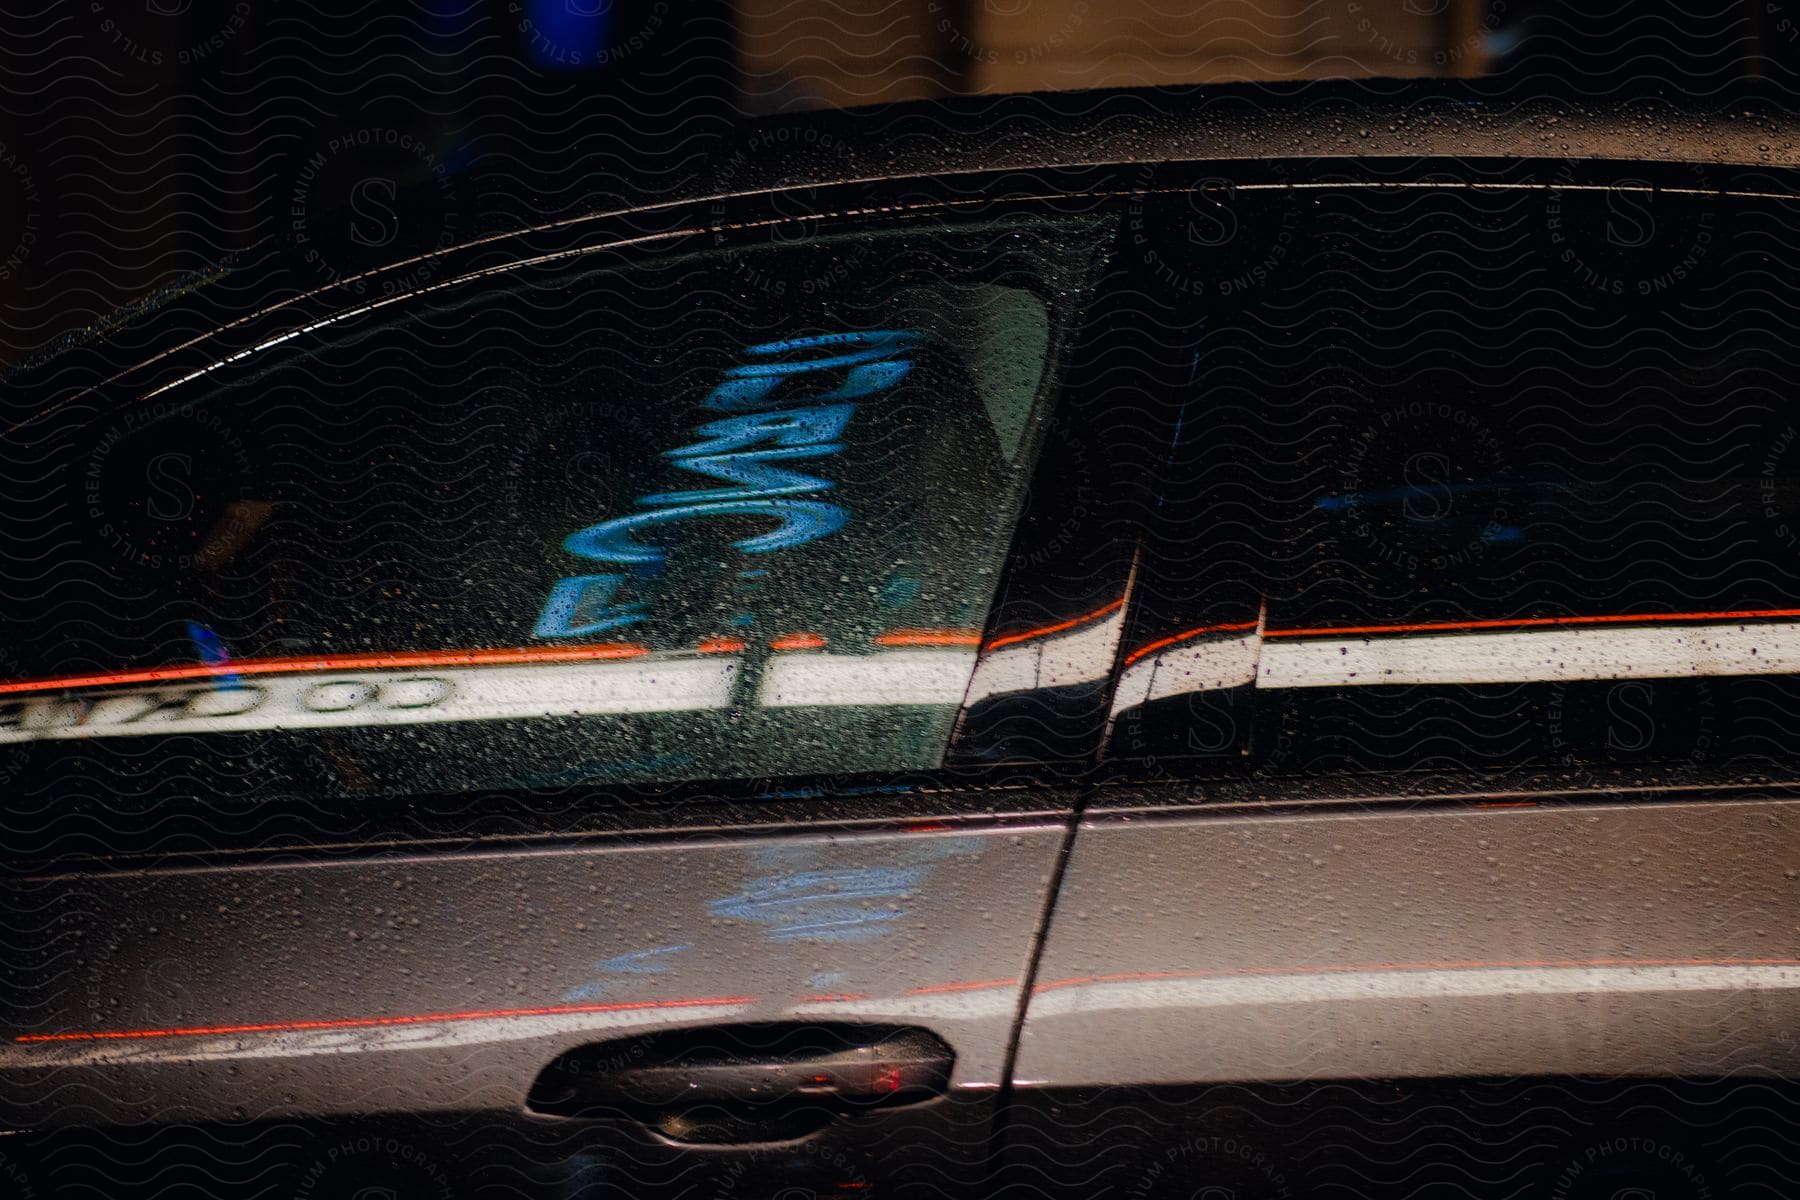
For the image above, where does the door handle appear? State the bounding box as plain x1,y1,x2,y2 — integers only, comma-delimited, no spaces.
526,1023,954,1143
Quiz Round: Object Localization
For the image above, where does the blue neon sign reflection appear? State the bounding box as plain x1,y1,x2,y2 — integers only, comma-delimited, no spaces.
532,328,924,640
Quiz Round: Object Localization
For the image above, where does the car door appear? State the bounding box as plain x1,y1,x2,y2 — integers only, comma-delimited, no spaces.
1005,161,1800,1199
0,183,1145,1197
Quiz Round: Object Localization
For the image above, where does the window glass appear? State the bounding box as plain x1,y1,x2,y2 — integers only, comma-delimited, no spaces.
1108,176,1800,776
0,215,1111,801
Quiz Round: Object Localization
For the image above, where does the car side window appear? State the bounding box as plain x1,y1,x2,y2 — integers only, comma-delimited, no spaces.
0,212,1114,803
1107,174,1800,777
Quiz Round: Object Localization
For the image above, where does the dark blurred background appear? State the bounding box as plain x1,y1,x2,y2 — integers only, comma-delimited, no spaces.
3,0,1799,372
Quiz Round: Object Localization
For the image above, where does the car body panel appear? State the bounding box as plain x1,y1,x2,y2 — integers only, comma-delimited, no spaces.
1016,794,1800,1086
2,813,1070,1126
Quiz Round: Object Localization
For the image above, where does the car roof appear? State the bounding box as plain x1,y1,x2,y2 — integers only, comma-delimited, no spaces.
8,78,1797,415
726,78,1800,192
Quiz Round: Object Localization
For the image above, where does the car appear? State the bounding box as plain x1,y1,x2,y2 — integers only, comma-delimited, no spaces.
4,81,1800,1199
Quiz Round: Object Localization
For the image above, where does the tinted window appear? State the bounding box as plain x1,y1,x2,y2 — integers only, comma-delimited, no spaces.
1107,171,1800,776
0,214,1111,802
